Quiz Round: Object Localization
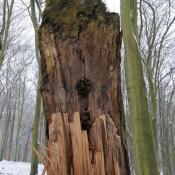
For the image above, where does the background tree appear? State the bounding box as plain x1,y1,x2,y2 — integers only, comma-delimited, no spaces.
121,0,159,174
138,0,175,174
29,0,43,174
0,0,14,68
0,0,44,163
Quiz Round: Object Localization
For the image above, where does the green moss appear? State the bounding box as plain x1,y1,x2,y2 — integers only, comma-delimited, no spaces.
43,0,106,23
41,0,117,39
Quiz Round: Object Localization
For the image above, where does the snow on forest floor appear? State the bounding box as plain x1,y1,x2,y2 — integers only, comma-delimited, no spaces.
0,160,45,175
0,160,164,175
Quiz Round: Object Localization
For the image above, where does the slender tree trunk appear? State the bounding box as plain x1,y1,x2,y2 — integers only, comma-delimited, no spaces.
0,0,14,67
121,0,158,174
14,77,25,161
0,107,11,160
0,63,11,160
8,102,16,160
39,0,129,174
23,130,32,162
30,0,42,173
30,82,41,175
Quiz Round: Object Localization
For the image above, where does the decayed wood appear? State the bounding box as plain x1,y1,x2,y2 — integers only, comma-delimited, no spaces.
39,0,129,174
48,113,67,175
47,112,122,175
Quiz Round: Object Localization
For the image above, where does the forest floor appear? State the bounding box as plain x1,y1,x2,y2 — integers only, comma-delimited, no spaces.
0,160,45,175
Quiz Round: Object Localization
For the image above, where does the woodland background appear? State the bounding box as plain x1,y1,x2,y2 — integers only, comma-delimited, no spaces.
0,0,175,175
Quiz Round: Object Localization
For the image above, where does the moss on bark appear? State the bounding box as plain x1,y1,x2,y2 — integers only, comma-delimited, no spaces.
42,0,108,37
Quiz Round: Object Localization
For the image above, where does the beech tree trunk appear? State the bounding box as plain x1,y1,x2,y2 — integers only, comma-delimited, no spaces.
39,0,129,174
121,0,158,174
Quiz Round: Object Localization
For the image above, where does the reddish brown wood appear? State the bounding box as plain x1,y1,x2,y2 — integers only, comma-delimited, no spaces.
39,1,129,174
47,113,124,175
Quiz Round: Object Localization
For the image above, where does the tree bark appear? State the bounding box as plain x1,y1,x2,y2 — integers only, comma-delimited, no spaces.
39,0,129,174
30,0,42,173
0,0,14,68
121,0,159,174
30,83,41,175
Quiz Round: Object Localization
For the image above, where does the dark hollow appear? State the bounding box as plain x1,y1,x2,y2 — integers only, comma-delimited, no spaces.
76,78,93,97
80,110,91,131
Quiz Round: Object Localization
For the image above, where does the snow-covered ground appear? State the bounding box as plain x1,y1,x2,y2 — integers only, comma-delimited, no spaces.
0,161,44,175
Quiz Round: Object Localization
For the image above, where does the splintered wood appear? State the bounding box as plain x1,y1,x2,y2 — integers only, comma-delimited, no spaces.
47,112,121,175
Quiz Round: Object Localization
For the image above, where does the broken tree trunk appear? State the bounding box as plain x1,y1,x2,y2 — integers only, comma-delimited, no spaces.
39,0,129,174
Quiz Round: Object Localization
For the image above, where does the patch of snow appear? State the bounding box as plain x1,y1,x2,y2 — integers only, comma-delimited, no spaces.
0,160,45,175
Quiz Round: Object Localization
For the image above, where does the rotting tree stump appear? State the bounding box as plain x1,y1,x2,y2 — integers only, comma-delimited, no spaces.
48,112,123,175
39,0,129,174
